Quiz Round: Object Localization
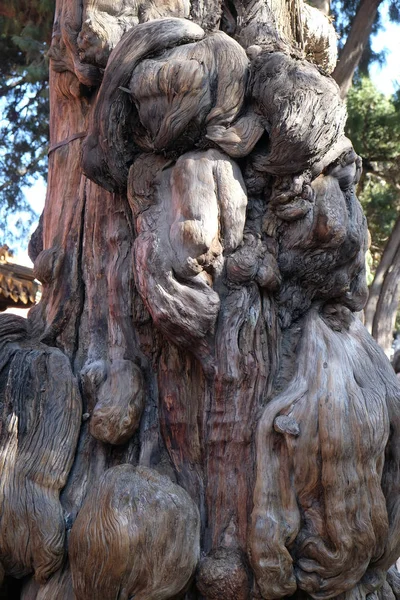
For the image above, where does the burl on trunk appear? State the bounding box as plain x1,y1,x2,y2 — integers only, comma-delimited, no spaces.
1,1,400,599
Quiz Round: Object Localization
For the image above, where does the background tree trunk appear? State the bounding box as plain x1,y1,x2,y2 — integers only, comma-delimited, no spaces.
1,1,400,599
365,213,400,355
371,245,400,356
332,0,383,98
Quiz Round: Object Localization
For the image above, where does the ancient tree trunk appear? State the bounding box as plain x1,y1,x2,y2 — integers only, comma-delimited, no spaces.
1,1,400,599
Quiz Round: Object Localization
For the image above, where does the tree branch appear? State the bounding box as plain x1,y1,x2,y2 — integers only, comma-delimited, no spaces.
332,0,383,98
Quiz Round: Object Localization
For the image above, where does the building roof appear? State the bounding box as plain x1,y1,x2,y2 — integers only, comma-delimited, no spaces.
0,245,40,311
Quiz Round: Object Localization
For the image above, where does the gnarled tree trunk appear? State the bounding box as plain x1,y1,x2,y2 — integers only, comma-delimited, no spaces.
1,1,400,599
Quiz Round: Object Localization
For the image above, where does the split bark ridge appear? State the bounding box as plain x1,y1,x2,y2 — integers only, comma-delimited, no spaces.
0,1,400,599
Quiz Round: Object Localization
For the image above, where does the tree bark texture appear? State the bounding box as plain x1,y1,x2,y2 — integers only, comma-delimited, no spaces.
1,1,400,599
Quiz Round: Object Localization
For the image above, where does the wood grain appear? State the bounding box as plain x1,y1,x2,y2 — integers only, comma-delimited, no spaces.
0,315,81,583
69,465,200,599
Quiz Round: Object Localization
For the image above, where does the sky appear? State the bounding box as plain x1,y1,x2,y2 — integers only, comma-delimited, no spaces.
369,2,400,95
12,0,400,267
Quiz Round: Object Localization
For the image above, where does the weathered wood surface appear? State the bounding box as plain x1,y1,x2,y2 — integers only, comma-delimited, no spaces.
1,0,400,599
69,465,200,599
0,315,81,584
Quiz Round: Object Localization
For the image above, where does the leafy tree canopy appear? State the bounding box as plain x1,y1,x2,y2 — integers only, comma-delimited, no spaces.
0,0,53,243
346,77,400,266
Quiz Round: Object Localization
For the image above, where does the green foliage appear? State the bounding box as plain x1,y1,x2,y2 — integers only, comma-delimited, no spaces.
359,180,399,261
347,77,400,163
0,0,54,243
346,78,400,265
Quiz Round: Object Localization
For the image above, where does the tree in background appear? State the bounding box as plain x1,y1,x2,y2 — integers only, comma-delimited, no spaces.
328,0,400,356
332,0,400,98
0,0,52,242
345,78,400,353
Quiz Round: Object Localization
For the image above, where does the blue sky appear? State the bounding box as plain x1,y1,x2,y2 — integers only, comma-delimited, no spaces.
14,2,400,265
370,2,400,95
